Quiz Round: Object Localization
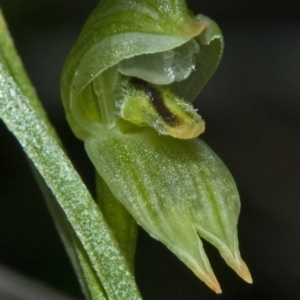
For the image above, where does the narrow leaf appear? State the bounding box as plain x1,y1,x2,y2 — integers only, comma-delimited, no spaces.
0,64,142,300
0,11,106,299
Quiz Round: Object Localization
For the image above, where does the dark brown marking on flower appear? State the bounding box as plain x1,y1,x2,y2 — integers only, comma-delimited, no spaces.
129,77,179,127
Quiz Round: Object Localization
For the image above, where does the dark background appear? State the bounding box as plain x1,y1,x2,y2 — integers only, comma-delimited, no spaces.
0,0,300,299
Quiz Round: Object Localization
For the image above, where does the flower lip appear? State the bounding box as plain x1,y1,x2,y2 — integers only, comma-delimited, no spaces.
129,77,180,127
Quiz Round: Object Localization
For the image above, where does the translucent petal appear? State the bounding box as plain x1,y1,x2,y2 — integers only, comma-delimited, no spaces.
118,39,200,85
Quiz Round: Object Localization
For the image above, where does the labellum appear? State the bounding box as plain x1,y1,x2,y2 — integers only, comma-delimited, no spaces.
61,0,251,293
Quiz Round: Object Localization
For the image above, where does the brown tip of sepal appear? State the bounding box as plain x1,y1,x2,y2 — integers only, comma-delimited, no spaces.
194,267,222,294
236,260,253,284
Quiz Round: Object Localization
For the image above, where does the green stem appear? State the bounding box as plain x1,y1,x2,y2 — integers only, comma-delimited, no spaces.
95,173,138,274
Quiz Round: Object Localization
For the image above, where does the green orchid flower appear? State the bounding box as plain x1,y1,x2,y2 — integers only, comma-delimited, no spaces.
61,0,251,293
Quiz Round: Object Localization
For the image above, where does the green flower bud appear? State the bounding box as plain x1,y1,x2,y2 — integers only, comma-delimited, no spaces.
61,0,251,293
60,0,223,140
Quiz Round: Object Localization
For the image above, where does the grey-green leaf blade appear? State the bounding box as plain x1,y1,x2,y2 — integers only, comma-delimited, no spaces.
0,64,142,300
0,12,108,299
30,163,106,300
0,11,59,140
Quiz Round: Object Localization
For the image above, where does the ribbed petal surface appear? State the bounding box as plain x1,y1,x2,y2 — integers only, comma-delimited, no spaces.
85,128,251,292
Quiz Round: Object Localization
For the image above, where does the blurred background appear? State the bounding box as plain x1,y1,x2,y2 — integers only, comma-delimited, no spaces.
0,0,300,299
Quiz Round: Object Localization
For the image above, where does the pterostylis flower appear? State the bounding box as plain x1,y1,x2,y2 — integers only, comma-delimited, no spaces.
61,0,252,293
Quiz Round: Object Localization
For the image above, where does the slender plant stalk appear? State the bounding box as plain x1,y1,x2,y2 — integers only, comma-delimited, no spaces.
95,173,138,274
